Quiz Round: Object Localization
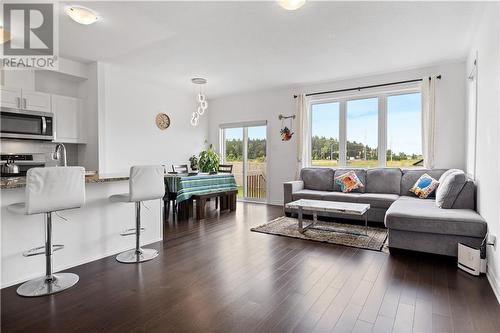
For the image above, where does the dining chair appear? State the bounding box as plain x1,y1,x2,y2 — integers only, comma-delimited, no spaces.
218,164,233,173
216,164,233,209
172,164,188,174
166,164,187,221
164,180,177,221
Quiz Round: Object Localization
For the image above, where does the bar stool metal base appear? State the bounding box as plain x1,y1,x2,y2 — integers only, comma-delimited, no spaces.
16,273,79,297
116,248,159,263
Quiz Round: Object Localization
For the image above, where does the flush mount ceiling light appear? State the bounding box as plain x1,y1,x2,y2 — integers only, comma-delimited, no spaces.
0,27,11,44
65,6,99,25
278,0,306,10
190,78,208,127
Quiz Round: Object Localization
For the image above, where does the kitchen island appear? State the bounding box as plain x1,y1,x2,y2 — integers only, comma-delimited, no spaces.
0,173,162,288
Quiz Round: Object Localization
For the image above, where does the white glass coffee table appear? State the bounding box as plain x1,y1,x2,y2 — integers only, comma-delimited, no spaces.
285,199,370,236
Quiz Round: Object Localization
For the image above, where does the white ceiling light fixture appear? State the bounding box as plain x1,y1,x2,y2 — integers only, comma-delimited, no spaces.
0,27,11,44
191,78,208,127
278,0,306,11
66,6,99,25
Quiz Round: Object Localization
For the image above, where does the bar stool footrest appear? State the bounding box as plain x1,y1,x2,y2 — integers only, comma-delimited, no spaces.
120,227,145,236
23,244,64,257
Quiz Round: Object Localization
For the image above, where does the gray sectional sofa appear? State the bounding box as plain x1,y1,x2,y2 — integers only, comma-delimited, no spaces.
284,167,487,257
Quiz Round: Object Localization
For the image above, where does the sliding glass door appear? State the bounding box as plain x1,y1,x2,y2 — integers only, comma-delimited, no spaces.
223,127,244,198
221,122,267,201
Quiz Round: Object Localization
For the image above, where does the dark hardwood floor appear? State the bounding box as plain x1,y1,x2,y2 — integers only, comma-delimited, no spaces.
2,202,500,333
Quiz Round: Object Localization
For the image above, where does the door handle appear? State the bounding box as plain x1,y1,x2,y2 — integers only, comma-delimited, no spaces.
41,116,47,135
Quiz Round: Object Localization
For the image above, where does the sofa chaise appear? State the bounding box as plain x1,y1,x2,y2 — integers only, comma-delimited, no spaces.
284,167,486,257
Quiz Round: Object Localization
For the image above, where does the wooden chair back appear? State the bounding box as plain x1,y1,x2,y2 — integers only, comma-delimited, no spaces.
218,164,233,173
172,164,188,174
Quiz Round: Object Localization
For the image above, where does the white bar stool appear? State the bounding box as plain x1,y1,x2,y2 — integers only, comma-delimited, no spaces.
110,165,165,263
8,167,85,297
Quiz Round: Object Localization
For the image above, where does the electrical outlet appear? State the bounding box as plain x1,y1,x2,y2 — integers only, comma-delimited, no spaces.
488,234,497,249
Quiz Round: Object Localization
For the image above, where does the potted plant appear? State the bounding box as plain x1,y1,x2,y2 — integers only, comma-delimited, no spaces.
189,155,198,171
280,126,294,141
198,144,220,173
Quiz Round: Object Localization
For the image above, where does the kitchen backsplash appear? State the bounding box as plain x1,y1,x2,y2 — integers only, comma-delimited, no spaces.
0,140,78,166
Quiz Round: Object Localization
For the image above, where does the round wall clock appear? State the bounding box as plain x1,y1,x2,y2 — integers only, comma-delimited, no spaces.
155,113,170,130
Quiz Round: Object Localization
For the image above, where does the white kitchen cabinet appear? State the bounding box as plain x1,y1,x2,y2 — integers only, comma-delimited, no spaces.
0,86,22,109
21,90,51,113
52,95,86,143
0,86,51,113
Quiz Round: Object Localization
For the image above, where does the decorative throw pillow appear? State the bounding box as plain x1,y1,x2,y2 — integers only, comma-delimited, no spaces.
410,173,439,199
335,170,364,193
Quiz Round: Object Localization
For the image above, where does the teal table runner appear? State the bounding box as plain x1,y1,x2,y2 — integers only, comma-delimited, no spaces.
165,173,238,203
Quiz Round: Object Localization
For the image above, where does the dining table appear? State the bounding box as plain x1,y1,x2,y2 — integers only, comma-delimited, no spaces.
164,172,238,219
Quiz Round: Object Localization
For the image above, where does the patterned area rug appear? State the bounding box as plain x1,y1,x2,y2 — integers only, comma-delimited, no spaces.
251,216,388,252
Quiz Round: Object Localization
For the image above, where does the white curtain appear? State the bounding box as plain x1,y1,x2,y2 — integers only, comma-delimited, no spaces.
296,94,310,178
421,76,437,169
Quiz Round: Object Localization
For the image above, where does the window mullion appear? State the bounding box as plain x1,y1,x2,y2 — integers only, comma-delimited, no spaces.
339,100,347,167
378,96,387,167
243,127,248,199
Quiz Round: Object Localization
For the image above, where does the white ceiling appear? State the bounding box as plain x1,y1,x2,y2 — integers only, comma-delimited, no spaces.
59,1,484,98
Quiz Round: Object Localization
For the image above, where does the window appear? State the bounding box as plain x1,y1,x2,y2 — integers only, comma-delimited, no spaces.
386,93,423,167
309,85,422,168
311,102,339,166
346,98,378,167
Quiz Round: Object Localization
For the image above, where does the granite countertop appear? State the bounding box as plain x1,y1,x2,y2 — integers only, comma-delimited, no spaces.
0,172,130,189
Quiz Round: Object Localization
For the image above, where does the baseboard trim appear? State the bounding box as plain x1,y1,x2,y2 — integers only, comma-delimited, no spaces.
267,200,284,207
487,268,500,304
1,237,163,289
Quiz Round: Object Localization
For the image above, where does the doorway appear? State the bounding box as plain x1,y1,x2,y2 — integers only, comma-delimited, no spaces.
220,122,267,201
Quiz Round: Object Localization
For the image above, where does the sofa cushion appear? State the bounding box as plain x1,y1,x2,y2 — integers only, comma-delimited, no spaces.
365,168,402,194
322,192,361,203
300,168,334,191
436,170,467,208
333,169,366,193
400,169,447,196
452,180,475,209
358,193,400,209
292,189,325,201
385,196,487,238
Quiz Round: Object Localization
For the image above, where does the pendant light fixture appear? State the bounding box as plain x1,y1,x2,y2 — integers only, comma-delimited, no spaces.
191,78,208,126
0,27,11,44
277,0,306,10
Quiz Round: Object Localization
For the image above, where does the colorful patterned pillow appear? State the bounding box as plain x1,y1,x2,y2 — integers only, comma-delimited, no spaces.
335,170,364,193
410,173,439,198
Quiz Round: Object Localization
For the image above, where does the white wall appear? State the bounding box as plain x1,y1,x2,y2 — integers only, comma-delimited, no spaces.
99,63,208,173
466,3,500,300
209,61,467,205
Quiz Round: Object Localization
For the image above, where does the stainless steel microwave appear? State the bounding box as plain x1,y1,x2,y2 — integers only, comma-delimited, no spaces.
0,109,54,141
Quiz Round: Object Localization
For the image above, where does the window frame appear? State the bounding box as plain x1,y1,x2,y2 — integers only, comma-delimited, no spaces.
308,82,422,168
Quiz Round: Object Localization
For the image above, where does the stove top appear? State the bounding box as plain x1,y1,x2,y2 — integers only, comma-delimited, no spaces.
0,153,46,177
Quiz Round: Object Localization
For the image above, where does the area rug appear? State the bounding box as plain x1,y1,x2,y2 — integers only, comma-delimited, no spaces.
251,216,388,252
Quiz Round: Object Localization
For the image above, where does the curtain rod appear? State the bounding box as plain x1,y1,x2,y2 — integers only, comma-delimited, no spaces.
293,75,441,99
